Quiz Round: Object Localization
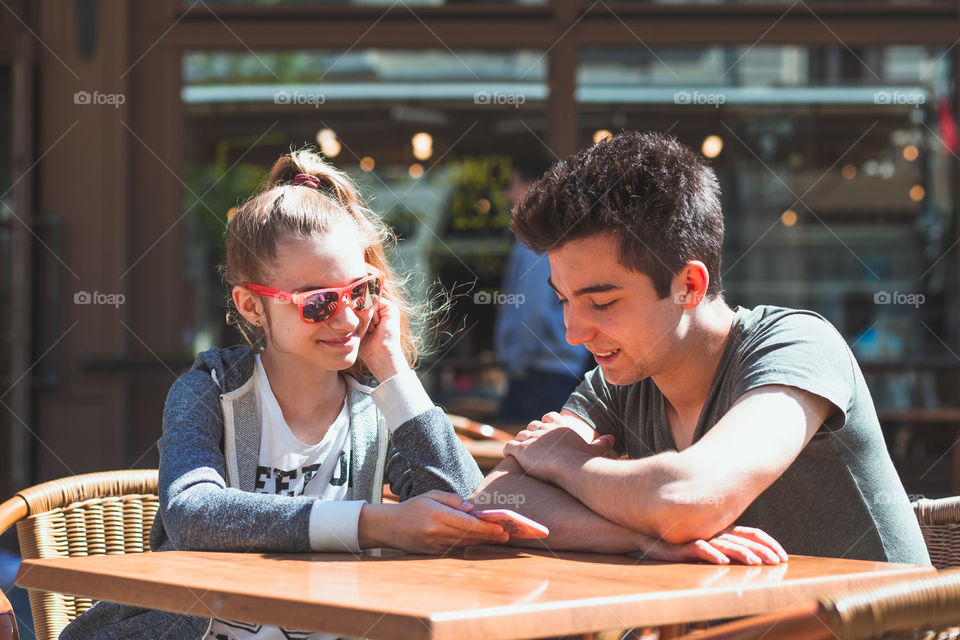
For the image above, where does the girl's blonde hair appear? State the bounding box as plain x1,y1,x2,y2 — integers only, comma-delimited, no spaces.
223,149,419,377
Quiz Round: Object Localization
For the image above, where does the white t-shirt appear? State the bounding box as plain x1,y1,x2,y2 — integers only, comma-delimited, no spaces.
209,356,353,640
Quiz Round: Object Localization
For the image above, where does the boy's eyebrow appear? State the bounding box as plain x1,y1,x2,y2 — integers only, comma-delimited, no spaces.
547,277,622,297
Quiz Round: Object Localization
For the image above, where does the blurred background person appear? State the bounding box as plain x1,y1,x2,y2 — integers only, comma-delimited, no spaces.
494,157,590,423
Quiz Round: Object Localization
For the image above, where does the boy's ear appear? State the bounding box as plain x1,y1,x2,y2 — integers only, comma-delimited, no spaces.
233,285,265,326
672,261,709,309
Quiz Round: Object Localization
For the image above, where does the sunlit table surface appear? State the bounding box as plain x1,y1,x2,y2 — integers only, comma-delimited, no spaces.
16,546,934,640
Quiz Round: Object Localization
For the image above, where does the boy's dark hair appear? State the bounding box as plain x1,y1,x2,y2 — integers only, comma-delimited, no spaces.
512,131,724,300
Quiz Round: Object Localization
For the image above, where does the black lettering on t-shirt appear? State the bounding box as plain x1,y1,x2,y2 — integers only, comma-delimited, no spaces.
274,469,298,496
300,463,322,494
255,466,270,492
347,450,353,488
330,452,348,487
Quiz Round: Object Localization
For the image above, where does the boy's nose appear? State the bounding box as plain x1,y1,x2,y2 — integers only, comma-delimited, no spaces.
564,310,592,346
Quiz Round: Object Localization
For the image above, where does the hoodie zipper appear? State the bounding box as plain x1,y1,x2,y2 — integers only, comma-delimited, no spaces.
219,394,235,488
371,416,387,503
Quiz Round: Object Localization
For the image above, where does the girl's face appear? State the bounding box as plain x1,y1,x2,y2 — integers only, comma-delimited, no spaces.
259,224,374,371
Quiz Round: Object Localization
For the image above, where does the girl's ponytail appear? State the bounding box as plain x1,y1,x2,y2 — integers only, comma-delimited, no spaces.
266,150,363,217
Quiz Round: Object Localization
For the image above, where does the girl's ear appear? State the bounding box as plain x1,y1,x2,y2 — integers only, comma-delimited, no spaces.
232,285,265,326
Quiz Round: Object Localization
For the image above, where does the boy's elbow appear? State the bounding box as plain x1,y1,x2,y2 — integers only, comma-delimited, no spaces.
650,486,738,543
656,518,722,545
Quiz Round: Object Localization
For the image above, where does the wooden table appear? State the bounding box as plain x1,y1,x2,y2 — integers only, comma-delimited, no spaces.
461,439,507,472
16,547,933,640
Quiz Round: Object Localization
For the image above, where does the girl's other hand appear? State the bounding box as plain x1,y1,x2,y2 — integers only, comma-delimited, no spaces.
358,296,408,382
359,491,510,554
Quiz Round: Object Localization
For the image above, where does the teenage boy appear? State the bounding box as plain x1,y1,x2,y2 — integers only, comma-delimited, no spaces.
474,131,928,565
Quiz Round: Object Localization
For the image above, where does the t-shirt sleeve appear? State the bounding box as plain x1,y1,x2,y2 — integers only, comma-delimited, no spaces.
734,311,856,431
563,367,626,442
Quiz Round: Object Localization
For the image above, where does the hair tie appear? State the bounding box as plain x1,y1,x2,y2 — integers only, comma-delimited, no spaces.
294,173,324,189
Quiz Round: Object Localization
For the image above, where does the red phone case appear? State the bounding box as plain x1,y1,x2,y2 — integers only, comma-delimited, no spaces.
472,509,550,539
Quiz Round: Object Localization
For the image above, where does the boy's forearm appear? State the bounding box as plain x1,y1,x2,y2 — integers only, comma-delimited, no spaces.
549,452,737,544
471,456,652,554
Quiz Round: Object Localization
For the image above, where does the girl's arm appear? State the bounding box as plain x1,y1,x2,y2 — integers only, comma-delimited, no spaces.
359,295,484,501
372,370,482,500
161,368,502,554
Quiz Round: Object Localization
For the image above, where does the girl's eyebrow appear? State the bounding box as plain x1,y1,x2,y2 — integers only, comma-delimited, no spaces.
293,274,370,293
547,277,622,297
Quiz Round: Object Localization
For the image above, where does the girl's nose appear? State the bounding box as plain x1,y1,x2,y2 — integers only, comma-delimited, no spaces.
329,292,359,329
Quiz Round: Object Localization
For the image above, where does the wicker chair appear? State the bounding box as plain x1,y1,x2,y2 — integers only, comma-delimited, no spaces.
671,567,960,640
0,470,159,640
913,495,960,570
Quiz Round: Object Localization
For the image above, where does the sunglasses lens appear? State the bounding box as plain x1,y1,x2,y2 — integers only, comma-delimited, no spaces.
351,278,381,312
301,291,340,323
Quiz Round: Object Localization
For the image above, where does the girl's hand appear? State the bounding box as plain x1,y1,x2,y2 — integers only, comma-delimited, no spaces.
358,295,407,381
638,526,788,565
358,491,511,555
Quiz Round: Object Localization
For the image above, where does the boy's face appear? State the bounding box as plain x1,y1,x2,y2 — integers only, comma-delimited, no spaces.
548,233,684,386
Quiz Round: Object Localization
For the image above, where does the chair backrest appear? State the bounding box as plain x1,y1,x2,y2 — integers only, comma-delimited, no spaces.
0,470,158,640
913,495,960,570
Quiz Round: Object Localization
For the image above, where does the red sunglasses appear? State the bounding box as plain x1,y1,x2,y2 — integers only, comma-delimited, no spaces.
244,272,383,324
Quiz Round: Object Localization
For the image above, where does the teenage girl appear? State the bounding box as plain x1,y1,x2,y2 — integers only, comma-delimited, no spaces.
61,150,507,640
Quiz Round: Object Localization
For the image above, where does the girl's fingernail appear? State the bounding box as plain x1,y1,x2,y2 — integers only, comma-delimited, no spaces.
462,500,473,510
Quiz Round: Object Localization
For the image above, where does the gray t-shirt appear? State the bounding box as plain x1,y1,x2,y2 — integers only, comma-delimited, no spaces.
565,305,929,564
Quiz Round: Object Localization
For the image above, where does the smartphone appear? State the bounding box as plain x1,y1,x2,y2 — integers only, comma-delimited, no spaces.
472,509,549,539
